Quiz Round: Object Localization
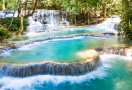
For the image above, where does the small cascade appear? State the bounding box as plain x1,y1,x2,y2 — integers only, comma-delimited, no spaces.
26,10,70,32
95,47,132,58
0,56,100,77
26,16,43,32
0,34,109,55
60,11,70,26
0,12,5,18
96,16,121,30
32,10,62,27
0,11,18,18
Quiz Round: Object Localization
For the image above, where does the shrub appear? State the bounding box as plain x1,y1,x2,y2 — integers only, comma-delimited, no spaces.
1,17,29,31
0,25,11,40
0,3,2,11
6,3,16,10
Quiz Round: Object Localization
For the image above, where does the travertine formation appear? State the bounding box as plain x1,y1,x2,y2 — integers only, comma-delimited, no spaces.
0,50,100,77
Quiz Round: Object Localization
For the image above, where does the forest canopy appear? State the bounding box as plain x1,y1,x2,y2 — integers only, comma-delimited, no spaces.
0,0,132,39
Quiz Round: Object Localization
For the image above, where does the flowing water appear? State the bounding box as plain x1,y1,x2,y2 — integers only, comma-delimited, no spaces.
10,25,117,42
0,35,132,63
0,55,132,90
0,18,132,90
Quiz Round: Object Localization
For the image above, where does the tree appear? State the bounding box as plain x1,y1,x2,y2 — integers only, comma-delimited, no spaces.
119,0,132,39
2,0,5,11
15,0,38,35
16,0,24,36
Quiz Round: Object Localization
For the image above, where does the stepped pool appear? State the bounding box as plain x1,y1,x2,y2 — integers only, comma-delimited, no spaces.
9,25,117,42
0,25,132,90
0,35,132,63
0,55,132,90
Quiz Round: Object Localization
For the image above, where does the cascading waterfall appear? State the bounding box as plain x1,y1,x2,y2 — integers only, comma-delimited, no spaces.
96,17,121,30
60,11,70,26
0,54,100,77
26,10,70,32
0,11,18,18
95,47,132,58
32,10,62,27
0,46,131,77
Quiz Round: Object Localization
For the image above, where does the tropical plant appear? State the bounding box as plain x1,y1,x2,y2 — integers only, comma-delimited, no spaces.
0,0,2,11
119,0,132,39
1,18,28,31
0,25,11,41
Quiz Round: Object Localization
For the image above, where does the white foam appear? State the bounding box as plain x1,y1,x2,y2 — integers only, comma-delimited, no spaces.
100,54,132,62
95,17,121,32
18,41,44,51
18,46,31,51
0,64,108,90
0,54,130,90
0,51,11,57
50,36,84,41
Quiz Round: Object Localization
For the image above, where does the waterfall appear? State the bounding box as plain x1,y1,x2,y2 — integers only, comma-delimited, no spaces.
31,10,70,27
0,56,100,77
95,47,132,58
32,10,62,27
26,16,43,32
96,16,121,30
26,10,70,32
0,11,5,18
60,11,70,26
0,11,18,18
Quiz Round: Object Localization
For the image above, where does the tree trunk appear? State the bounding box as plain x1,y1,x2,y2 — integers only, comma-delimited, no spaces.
71,14,73,25
16,9,23,36
8,10,16,30
16,0,24,36
87,7,89,25
24,0,29,16
102,6,106,18
24,0,38,18
74,15,76,26
2,0,5,11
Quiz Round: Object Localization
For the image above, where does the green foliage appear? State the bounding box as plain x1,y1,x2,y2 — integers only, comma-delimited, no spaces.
5,0,18,10
1,18,29,31
119,0,132,39
0,2,2,10
0,25,10,40
6,3,16,10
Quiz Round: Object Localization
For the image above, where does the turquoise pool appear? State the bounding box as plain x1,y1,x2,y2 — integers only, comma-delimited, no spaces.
0,55,132,90
1,35,132,63
0,25,132,90
9,26,117,42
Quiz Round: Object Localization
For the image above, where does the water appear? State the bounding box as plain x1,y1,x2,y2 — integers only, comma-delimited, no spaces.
32,10,62,26
0,55,132,90
1,35,132,63
10,26,117,42
0,18,132,89
1,25,132,63
96,17,121,30
0,36,102,63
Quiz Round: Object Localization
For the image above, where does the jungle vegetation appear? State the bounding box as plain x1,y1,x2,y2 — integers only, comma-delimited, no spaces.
0,0,132,39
